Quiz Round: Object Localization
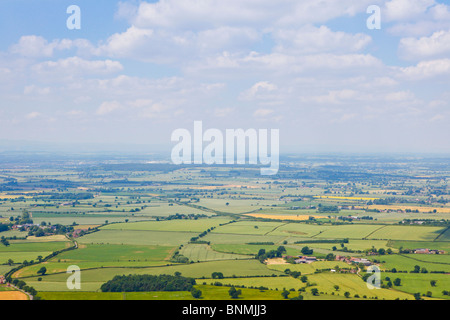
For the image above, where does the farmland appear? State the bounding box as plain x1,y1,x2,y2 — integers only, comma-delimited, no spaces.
0,154,449,300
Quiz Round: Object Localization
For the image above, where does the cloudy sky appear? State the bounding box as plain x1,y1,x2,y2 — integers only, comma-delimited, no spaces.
0,0,449,154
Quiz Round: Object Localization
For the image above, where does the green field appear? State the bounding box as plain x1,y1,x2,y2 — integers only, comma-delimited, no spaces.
388,240,450,252
77,230,194,246
21,260,284,292
102,218,231,233
306,273,414,300
367,226,446,241
380,273,450,299
53,244,175,263
380,254,450,272
179,244,251,262
212,221,285,235
266,261,353,275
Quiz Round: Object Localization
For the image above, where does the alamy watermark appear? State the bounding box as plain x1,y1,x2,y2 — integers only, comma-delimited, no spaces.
366,265,381,290
66,265,81,290
367,5,381,30
171,121,279,175
67,5,81,30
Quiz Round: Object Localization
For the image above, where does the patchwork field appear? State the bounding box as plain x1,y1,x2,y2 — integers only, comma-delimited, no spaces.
1,156,450,301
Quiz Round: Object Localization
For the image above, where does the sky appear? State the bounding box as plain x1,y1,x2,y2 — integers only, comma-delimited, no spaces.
0,0,450,154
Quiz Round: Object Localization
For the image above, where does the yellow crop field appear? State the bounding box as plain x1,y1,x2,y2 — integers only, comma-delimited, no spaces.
0,193,32,199
0,291,28,300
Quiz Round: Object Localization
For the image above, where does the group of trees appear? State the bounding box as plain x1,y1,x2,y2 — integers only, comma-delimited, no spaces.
256,246,286,263
100,274,196,292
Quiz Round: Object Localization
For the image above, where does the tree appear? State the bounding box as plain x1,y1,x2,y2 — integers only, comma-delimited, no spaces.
393,278,401,286
412,265,420,273
344,292,350,298
310,288,319,296
37,267,47,276
191,287,202,299
413,293,422,300
281,289,290,299
325,253,335,261
300,276,308,283
228,286,242,299
212,272,224,279
334,285,340,291
430,280,437,287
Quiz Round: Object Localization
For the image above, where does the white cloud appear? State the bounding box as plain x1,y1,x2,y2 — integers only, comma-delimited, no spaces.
26,111,41,119
24,85,51,95
10,36,70,58
32,57,123,77
241,81,278,100
399,30,450,60
96,101,123,115
253,108,274,118
273,25,372,54
384,0,435,22
132,0,376,30
398,59,450,79
385,1,450,36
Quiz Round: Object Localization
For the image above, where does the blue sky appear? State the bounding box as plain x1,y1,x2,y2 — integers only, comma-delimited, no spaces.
0,0,450,154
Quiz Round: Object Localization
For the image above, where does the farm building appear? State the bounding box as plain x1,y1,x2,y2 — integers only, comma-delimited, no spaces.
294,256,317,264
414,249,445,254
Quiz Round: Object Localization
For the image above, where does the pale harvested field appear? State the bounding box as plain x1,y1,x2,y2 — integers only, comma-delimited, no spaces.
0,291,28,300
73,225,100,230
26,235,69,242
265,258,289,265
244,214,327,221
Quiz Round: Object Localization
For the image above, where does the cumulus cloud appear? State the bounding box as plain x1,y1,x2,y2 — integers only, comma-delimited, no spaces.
385,0,450,36
384,0,435,22
273,25,372,55
10,36,70,58
32,57,123,77
96,101,123,115
398,59,450,79
399,30,450,60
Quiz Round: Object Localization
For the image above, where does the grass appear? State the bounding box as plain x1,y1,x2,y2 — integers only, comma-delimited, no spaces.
306,273,414,300
203,233,286,245
315,225,382,239
19,260,284,292
266,261,352,275
380,254,450,273
77,230,194,246
212,244,301,256
179,244,251,262
0,251,53,264
387,240,450,252
51,244,175,263
101,218,231,233
0,241,69,253
211,221,285,235
367,225,446,241
380,273,450,299
36,285,351,300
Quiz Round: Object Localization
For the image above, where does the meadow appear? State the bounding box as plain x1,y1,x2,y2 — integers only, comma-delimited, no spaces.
1,155,449,301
